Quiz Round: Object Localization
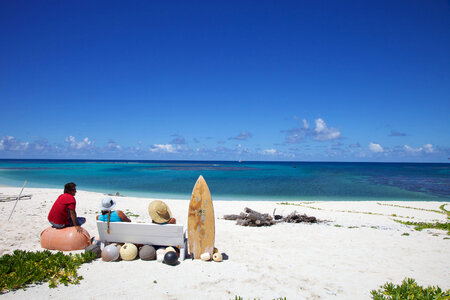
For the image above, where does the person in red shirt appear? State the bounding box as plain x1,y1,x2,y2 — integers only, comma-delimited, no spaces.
48,182,86,233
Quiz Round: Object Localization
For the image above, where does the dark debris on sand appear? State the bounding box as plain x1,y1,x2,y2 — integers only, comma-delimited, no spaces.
223,207,321,227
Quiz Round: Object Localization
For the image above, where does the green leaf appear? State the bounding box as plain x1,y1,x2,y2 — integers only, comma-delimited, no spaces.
0,250,96,292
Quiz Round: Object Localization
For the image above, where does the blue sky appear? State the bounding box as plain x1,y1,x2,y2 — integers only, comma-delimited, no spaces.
1,1,449,162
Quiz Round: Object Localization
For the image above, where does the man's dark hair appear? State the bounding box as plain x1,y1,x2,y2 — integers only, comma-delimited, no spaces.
64,182,77,193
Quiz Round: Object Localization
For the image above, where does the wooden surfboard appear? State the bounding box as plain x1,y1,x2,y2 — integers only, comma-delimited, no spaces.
188,175,215,259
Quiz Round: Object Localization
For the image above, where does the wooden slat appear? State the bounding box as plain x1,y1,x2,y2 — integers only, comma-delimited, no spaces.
96,221,185,245
0,194,32,202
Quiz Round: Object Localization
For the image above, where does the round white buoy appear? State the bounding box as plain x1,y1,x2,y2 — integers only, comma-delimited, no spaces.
200,252,211,261
212,252,223,262
101,244,119,262
156,248,165,262
119,243,138,261
165,246,176,254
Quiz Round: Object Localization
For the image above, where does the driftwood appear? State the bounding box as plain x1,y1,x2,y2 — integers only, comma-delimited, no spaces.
223,207,318,227
107,192,125,197
0,194,33,202
283,211,317,223
224,207,275,226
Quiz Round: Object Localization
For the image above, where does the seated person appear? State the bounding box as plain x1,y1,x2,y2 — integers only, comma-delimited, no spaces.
148,200,176,224
48,182,86,233
96,197,131,233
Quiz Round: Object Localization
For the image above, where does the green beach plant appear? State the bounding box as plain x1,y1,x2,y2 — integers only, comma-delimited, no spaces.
233,297,286,300
280,202,449,221
125,209,139,218
439,204,450,218
279,202,323,210
280,202,403,217
377,202,449,216
394,220,450,235
0,250,95,293
371,278,449,300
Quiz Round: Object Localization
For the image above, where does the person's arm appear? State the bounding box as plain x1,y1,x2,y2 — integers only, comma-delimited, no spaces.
69,209,83,233
152,217,176,224
117,210,131,222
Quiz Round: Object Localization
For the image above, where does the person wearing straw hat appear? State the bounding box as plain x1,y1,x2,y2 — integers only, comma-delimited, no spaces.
148,200,176,224
96,197,131,233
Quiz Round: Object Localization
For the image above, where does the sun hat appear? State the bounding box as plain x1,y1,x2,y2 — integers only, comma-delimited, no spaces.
148,200,172,223
100,197,116,211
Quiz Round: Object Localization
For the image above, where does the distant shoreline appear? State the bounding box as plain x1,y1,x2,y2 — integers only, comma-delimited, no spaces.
0,184,448,203
0,158,449,164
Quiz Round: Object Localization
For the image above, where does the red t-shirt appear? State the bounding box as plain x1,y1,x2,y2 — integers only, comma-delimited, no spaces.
48,193,76,225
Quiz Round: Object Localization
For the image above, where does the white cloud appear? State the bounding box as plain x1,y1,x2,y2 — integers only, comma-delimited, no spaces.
315,118,326,132
404,145,419,152
404,144,434,154
369,142,384,153
150,144,175,153
423,144,434,153
262,149,277,155
0,138,6,151
30,139,51,152
0,136,30,151
107,140,121,150
302,119,309,129
284,118,341,144
313,118,341,141
65,136,93,149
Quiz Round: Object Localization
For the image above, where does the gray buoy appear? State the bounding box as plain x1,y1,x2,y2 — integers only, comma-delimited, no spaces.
101,244,119,262
139,245,156,260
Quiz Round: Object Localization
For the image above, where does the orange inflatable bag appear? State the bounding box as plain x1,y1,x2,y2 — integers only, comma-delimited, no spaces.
40,226,91,251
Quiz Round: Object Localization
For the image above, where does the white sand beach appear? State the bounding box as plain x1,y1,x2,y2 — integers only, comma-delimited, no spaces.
0,186,449,299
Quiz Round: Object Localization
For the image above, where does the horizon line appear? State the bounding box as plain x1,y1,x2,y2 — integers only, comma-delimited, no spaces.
0,158,448,164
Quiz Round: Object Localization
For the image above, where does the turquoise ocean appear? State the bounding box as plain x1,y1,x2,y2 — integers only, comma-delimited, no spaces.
0,159,448,202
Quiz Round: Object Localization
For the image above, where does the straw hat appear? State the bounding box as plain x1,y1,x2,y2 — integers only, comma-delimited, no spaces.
100,197,116,211
148,200,172,223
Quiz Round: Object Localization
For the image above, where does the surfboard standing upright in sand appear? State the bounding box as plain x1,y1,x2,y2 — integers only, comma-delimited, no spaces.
188,175,215,259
